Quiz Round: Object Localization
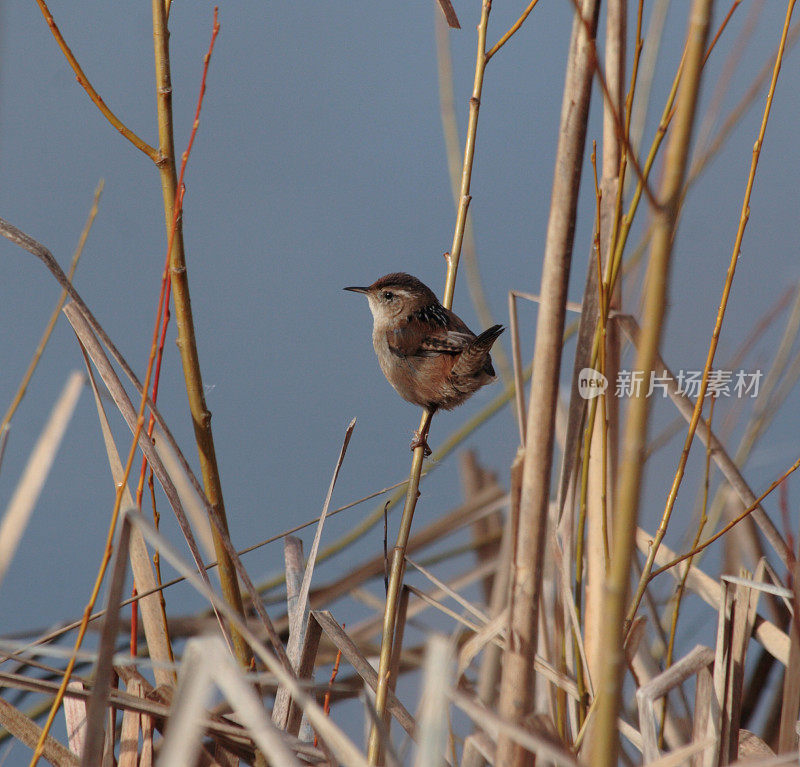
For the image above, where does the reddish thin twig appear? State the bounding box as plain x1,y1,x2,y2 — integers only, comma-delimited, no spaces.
315,626,344,748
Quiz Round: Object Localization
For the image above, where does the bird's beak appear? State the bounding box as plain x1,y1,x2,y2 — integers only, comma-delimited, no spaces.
344,286,369,294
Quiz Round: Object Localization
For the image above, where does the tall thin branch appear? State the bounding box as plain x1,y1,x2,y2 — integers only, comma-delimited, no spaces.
150,3,250,667
495,1,600,765
588,2,713,765
34,0,159,162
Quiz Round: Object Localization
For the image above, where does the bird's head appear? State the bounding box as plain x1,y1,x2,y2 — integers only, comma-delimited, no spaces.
345,273,439,324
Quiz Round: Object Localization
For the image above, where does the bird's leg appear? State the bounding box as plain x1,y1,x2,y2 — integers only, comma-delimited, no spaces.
410,406,435,457
410,431,432,457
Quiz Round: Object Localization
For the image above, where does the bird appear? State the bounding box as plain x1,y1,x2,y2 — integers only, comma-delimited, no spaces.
345,272,504,454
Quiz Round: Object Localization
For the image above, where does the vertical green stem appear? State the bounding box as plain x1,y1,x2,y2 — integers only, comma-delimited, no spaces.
151,0,250,666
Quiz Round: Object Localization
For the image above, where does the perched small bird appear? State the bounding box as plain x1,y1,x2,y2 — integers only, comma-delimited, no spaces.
345,273,504,453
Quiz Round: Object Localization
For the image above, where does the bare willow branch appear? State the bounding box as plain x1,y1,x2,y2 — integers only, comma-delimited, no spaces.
34,0,158,161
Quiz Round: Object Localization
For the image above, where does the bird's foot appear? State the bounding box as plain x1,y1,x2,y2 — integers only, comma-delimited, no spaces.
410,430,432,457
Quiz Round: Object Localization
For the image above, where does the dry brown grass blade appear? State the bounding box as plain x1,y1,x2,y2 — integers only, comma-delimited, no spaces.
1,180,102,434
81,509,133,767
275,419,355,728
556,238,602,519
405,556,490,626
777,559,800,752
726,577,761,759
414,635,452,767
284,613,322,739
63,303,223,611
0,696,80,767
636,645,714,763
118,677,146,767
63,682,87,758
349,557,497,644
312,610,417,741
81,345,174,685
291,487,506,630
160,634,302,767
0,371,83,590
284,536,305,644
457,609,508,680
451,689,583,767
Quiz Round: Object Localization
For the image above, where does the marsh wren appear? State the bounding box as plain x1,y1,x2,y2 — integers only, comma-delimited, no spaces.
345,273,504,453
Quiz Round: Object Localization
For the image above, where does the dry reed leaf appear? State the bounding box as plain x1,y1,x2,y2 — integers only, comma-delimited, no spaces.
284,536,305,635
160,635,302,767
642,737,715,767
405,584,482,634
282,535,314,743
311,610,417,739
0,371,83,589
406,555,491,625
297,487,507,630
63,302,216,573
457,608,508,679
64,681,87,758
273,419,355,728
558,564,594,698
82,510,134,766
556,241,602,520
148,422,214,558
0,425,9,475
0,695,80,766
154,415,296,672
450,689,583,767
118,678,145,767
69,302,289,668
82,349,174,686
629,632,688,752
283,612,322,739
414,635,452,767
350,556,497,643
635,644,714,763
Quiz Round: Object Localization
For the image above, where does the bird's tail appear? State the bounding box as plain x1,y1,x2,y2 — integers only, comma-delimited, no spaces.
453,324,505,378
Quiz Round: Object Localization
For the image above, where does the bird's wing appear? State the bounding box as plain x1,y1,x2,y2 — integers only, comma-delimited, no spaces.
386,326,473,358
418,330,474,355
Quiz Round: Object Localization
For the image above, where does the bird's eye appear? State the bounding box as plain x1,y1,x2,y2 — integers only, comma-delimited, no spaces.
382,291,394,301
